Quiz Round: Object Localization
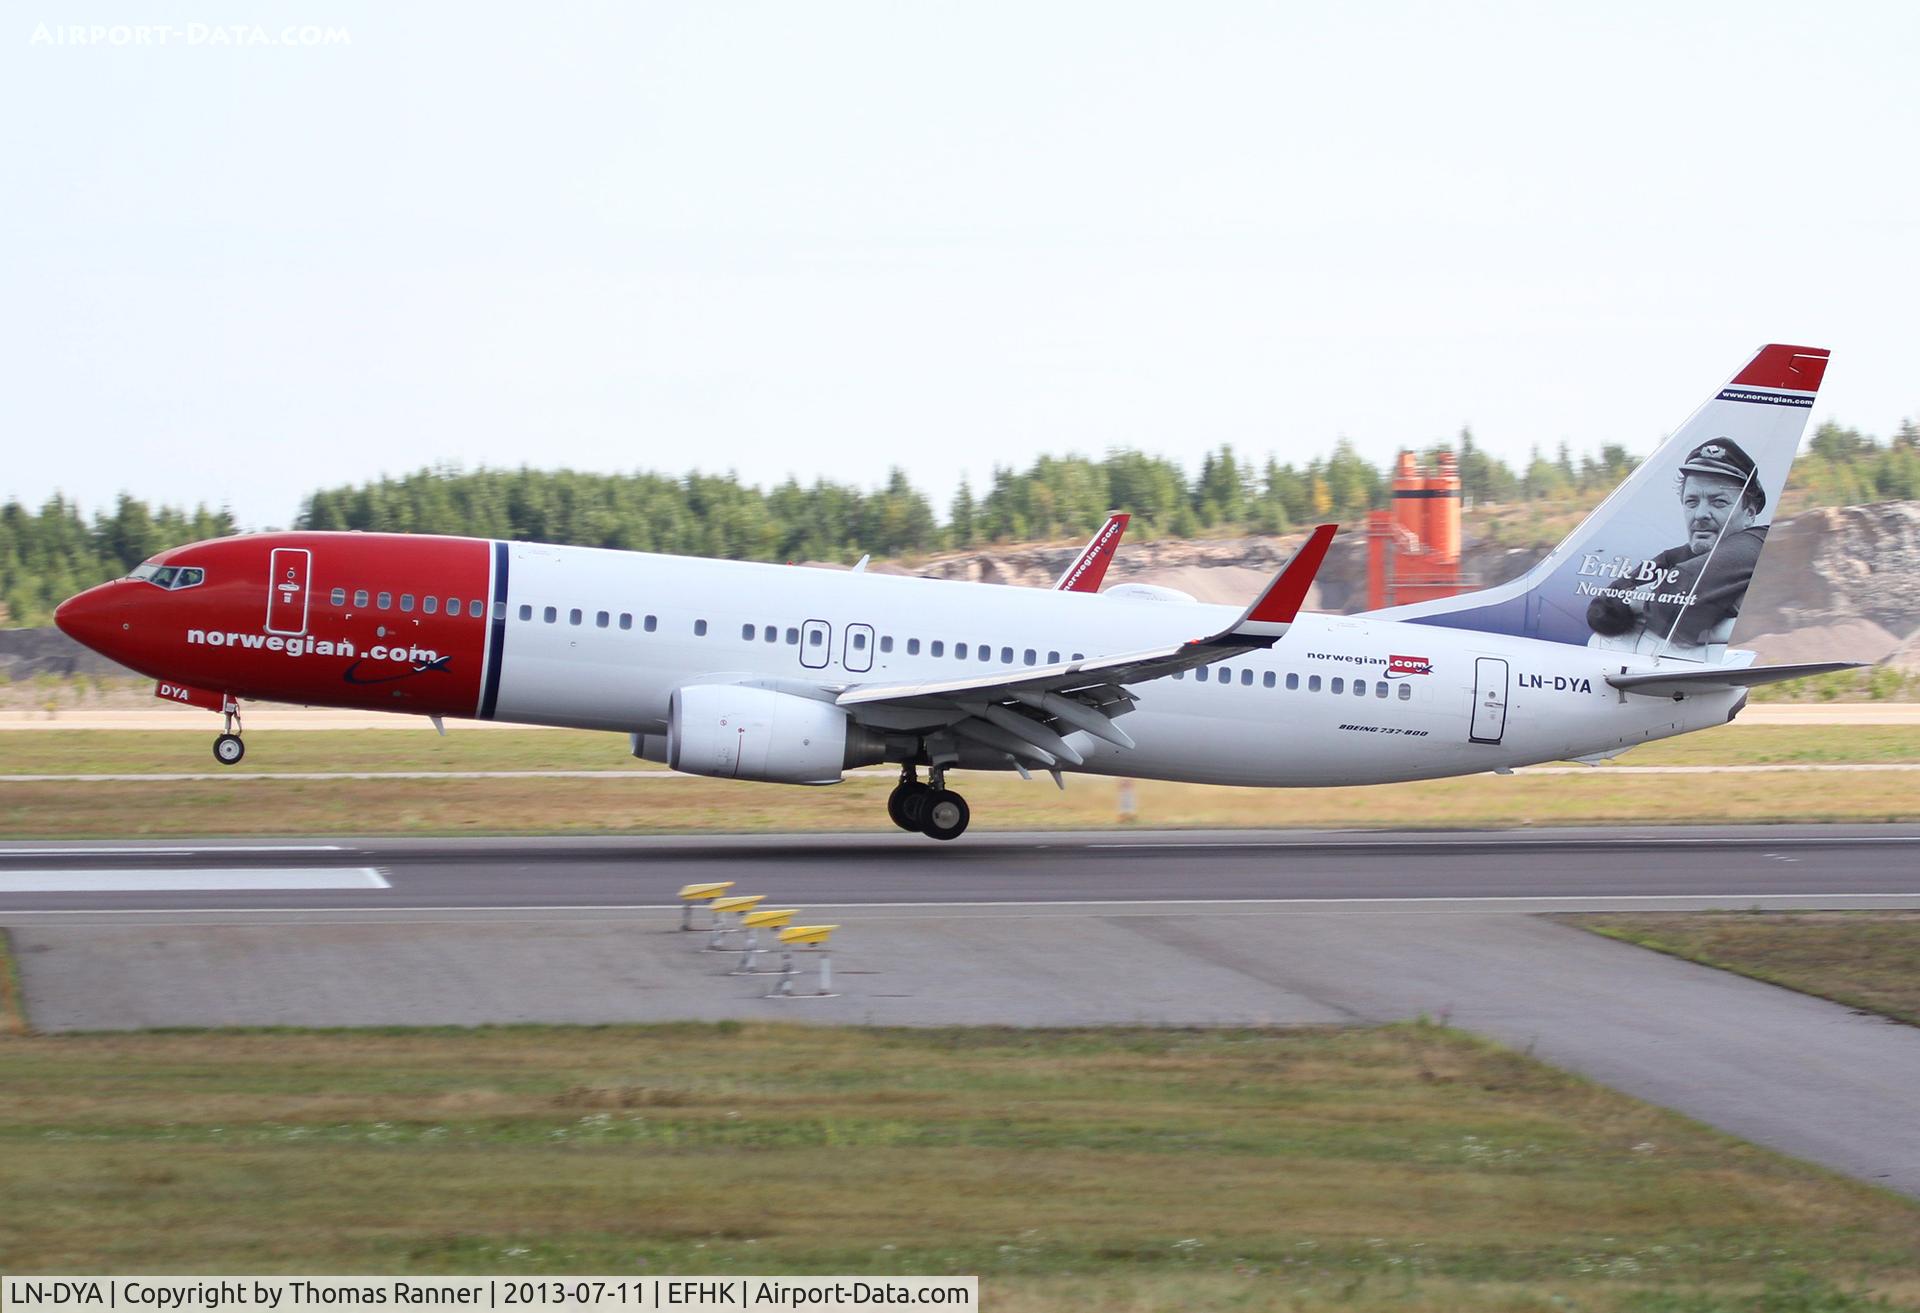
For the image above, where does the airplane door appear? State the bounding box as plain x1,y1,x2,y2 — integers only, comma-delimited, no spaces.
265,547,312,635
844,623,874,673
1470,656,1509,744
799,619,832,670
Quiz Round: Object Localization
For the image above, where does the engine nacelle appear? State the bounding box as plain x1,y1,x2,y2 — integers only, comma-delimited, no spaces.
1102,582,1197,605
668,685,884,784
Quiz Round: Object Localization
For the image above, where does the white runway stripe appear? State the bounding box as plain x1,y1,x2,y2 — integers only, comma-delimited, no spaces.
0,845,345,856
0,867,389,893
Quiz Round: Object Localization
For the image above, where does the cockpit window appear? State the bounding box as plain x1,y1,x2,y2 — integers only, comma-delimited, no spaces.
129,562,205,590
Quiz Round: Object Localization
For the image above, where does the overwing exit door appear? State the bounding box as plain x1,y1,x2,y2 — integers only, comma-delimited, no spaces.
799,619,832,670
1470,656,1509,744
265,547,312,635
844,623,874,673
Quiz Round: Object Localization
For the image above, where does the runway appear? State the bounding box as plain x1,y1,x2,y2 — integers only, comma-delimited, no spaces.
4,823,1920,915
7,823,1920,1198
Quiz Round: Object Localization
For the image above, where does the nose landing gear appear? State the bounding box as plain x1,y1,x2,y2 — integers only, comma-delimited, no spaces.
212,699,245,765
886,763,970,841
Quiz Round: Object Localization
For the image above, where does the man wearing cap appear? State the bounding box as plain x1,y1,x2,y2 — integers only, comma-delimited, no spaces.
1585,438,1768,656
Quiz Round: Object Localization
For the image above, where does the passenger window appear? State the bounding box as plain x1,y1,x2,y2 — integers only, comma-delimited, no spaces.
447,597,460,615
907,638,921,655
377,592,392,610
1354,681,1367,697
399,594,414,613
1331,677,1344,694
807,628,822,646
956,643,969,659
645,615,658,632
695,619,708,636
1242,670,1254,686
1047,651,1060,664
569,609,583,626
1375,681,1387,698
765,626,778,643
1310,675,1323,692
1217,667,1231,684
597,611,610,628
853,632,867,650
543,606,557,623
1398,683,1412,701
1072,653,1084,661
741,623,755,640
1023,649,1036,665
931,641,944,657
1263,671,1275,688
1173,670,1185,680
880,636,894,653
331,588,346,606
1000,646,1013,663
784,626,797,644
620,614,633,630
422,596,438,615
354,590,369,608
518,604,532,621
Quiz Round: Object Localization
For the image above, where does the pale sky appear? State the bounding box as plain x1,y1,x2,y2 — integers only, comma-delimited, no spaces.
3,0,1916,529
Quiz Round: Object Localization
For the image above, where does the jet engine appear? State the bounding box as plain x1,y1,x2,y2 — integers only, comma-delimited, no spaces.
667,684,885,784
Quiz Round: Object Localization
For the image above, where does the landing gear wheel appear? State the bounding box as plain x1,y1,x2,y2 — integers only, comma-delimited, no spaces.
921,789,970,842
894,783,934,831
213,733,245,766
887,782,932,832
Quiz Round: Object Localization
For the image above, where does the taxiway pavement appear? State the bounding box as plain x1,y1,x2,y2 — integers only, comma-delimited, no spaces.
6,824,1920,1197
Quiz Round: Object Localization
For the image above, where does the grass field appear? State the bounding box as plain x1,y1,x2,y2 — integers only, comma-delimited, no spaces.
3,725,1919,837
1569,912,1920,1029
0,1022,1916,1310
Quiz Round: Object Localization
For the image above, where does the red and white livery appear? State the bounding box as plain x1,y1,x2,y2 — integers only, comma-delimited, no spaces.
57,345,1854,838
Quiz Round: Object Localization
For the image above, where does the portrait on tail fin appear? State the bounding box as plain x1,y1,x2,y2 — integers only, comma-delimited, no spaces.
1585,438,1769,660
1370,344,1828,662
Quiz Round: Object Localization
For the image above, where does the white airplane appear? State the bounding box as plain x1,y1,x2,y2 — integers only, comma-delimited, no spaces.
56,344,1851,840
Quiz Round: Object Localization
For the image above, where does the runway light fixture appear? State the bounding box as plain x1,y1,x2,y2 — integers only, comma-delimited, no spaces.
768,924,841,998
677,880,735,932
706,894,768,950
733,908,800,974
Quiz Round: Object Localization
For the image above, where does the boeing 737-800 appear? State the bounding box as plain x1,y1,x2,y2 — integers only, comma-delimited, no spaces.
55,344,1852,839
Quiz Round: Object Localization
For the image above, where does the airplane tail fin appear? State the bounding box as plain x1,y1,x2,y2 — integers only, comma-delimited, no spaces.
1055,513,1129,591
1374,344,1830,662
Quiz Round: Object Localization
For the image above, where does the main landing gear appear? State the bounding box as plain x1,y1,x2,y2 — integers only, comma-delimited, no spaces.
887,764,970,842
212,700,245,766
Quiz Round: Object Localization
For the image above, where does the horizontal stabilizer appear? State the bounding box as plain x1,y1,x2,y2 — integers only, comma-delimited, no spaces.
1606,661,1864,697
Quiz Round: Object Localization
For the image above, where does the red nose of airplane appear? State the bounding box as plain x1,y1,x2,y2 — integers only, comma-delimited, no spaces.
54,581,134,658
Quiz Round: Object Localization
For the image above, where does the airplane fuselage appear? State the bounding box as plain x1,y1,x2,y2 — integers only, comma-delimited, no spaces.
56,531,1739,788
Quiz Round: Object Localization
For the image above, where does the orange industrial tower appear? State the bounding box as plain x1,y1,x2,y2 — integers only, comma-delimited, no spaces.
1366,451,1464,609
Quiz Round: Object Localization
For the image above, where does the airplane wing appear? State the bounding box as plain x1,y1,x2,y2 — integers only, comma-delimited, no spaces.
835,525,1336,766
1054,513,1129,592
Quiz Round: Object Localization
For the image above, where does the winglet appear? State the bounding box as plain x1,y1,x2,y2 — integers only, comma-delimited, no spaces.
1229,524,1336,639
1055,513,1130,592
